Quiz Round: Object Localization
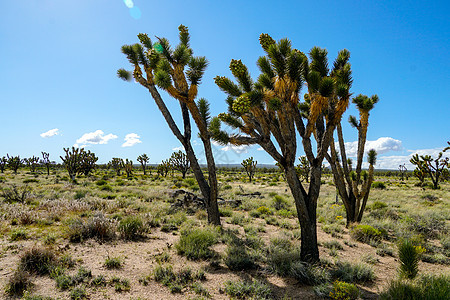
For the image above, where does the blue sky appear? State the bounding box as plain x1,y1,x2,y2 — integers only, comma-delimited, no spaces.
0,0,449,168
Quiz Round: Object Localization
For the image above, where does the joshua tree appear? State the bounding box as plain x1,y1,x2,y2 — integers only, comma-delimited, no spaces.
24,156,40,173
0,156,7,173
326,94,379,225
410,145,449,189
60,147,84,181
241,157,257,182
169,150,190,178
398,164,407,181
157,159,171,177
7,154,22,174
137,154,149,175
79,150,98,176
41,152,52,176
118,25,220,224
123,159,133,178
110,158,123,176
296,156,310,183
211,35,353,262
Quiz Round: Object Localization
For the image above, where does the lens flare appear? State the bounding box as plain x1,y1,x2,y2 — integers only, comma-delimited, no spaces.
129,6,141,19
123,0,134,8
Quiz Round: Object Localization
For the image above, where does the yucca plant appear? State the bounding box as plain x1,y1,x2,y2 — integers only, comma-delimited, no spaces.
241,157,257,182
118,25,220,225
212,34,354,262
398,239,419,279
137,153,149,175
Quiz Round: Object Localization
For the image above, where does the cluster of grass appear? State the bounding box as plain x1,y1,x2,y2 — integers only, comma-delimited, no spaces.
176,226,218,260
223,279,272,299
380,274,450,300
152,264,207,294
67,213,116,242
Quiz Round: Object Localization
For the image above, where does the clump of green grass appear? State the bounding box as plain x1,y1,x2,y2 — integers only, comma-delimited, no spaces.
176,227,218,260
10,228,28,241
224,244,257,271
380,274,450,300
224,279,272,299
19,246,56,275
153,265,205,294
372,181,386,189
272,195,289,210
118,215,146,240
323,240,343,250
330,261,375,283
104,256,123,269
5,269,33,297
350,224,382,243
70,286,87,299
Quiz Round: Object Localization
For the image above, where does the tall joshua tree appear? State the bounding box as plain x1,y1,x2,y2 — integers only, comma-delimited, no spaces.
169,150,190,178
0,156,8,173
326,94,378,225
7,154,22,174
211,35,353,262
118,25,220,225
110,158,123,176
410,145,449,189
137,154,149,175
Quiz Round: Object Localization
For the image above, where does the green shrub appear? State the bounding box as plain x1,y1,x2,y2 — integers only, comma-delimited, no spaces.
118,215,145,240
224,245,257,271
99,184,113,192
290,261,330,285
5,269,33,297
176,227,218,260
85,213,116,241
329,280,359,300
350,224,382,243
19,247,56,275
266,237,300,276
104,256,123,269
330,261,375,283
70,287,87,299
55,274,73,290
323,240,343,250
73,190,87,200
398,239,419,279
10,228,28,241
224,279,272,299
23,178,39,184
380,274,450,300
256,206,272,215
219,207,233,217
372,181,386,189
371,201,388,209
91,275,107,286
95,179,108,186
272,195,289,210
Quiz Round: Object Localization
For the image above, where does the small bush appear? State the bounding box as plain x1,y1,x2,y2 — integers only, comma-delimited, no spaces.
19,247,56,275
85,213,116,241
23,178,39,184
95,179,108,186
118,215,145,240
224,244,257,271
272,195,289,210
104,256,122,269
1,184,31,203
70,287,87,299
371,201,388,209
329,280,359,300
290,261,330,285
91,275,107,286
176,227,218,260
219,207,233,217
398,239,419,279
323,240,343,250
380,274,450,300
10,228,28,241
350,224,382,243
256,206,272,215
73,190,87,200
372,181,386,189
224,279,272,299
330,261,375,283
5,269,33,297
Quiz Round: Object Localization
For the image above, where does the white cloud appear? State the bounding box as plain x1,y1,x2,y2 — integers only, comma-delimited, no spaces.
122,133,142,147
74,130,117,147
40,128,60,138
212,141,250,154
172,146,184,152
344,137,402,157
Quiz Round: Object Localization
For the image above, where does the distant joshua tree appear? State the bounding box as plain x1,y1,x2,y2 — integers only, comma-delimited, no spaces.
296,156,310,183
25,156,40,173
60,147,98,181
137,154,149,175
169,151,190,178
0,156,7,173
41,152,51,176
410,143,449,189
110,158,123,176
241,157,257,182
123,159,133,178
7,154,22,174
398,164,407,181
326,94,379,225
157,159,171,177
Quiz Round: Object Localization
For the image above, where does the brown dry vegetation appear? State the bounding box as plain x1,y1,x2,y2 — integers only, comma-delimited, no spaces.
0,167,448,299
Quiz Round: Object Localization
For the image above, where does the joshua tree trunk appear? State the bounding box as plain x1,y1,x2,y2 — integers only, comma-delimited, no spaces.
284,164,319,262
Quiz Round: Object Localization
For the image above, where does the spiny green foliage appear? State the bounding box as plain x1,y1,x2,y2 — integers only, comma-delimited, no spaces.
398,239,419,279
137,153,149,175
296,156,310,182
60,147,98,181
